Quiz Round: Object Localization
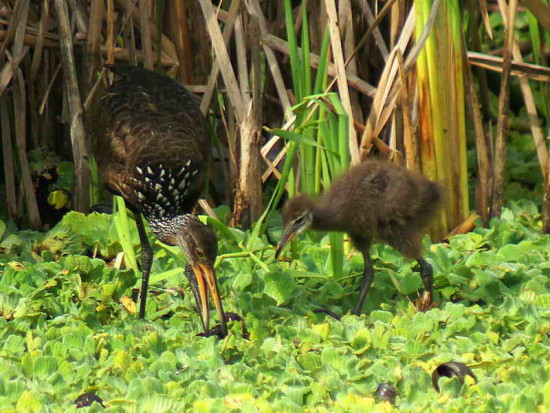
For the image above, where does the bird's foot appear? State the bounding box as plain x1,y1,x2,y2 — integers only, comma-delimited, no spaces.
196,312,249,339
414,291,437,312
313,307,342,321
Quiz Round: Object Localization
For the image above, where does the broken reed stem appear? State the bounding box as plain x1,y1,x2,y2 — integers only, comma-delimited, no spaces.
324,0,359,163
491,0,518,219
139,0,154,70
199,0,246,122
0,96,17,220
14,68,41,228
54,0,90,213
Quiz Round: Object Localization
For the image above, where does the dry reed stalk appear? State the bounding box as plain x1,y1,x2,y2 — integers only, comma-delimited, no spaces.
85,0,103,85
99,46,175,66
167,0,193,83
234,15,264,228
13,68,41,228
505,60,548,186
340,0,363,125
479,0,493,38
38,61,61,114
68,0,88,35
199,0,246,122
468,0,492,122
468,51,550,81
360,0,390,60
0,28,57,48
115,0,177,66
200,0,241,115
360,0,441,160
444,214,481,241
261,34,376,97
397,51,417,171
0,96,17,220
497,0,550,229
235,14,250,104
124,0,138,66
106,0,115,64
521,0,550,31
244,0,293,118
463,40,493,225
359,8,415,157
29,0,48,82
54,0,90,213
139,0,154,69
325,0,359,163
390,0,405,48
0,0,28,59
0,0,30,98
491,0,519,219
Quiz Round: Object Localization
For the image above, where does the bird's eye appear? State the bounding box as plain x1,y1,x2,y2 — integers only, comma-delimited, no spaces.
295,215,307,225
196,248,206,259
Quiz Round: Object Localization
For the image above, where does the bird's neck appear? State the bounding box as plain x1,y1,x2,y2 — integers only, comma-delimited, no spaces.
310,204,346,232
149,214,192,245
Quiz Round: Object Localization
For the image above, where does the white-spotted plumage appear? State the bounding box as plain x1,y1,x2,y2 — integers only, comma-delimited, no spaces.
131,162,197,222
149,213,196,239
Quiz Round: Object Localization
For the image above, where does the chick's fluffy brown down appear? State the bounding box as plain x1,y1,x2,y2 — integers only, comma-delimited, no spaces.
312,161,442,257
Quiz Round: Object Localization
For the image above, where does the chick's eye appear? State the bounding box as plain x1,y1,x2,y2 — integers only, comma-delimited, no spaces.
196,248,206,259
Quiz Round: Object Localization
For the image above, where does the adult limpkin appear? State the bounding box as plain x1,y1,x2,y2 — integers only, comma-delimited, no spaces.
276,160,442,315
90,64,227,336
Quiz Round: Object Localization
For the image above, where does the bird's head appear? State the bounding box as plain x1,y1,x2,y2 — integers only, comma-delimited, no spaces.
104,64,153,85
155,215,227,337
276,195,315,258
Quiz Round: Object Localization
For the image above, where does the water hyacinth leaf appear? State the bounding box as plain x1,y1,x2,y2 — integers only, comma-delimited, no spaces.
21,353,33,378
297,352,322,372
120,296,137,315
113,350,132,371
263,272,297,305
16,391,42,412
0,151,549,413
32,356,58,380
47,190,69,209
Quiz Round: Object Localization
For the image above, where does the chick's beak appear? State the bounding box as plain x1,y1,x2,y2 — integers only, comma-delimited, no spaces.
275,226,296,258
190,263,227,337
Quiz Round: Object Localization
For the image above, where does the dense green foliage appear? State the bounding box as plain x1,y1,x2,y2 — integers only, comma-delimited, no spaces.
1,202,549,412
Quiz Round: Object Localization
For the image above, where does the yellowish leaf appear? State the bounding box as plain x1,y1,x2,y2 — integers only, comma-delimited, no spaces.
120,296,137,315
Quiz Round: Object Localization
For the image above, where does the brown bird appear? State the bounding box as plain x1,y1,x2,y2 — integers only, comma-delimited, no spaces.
89,64,227,336
276,160,442,315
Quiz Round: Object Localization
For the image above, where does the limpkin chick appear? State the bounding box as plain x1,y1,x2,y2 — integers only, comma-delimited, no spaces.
276,160,442,315
89,64,226,336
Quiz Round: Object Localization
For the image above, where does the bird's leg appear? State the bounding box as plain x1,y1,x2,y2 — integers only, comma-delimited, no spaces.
135,213,153,319
417,257,433,300
354,250,375,316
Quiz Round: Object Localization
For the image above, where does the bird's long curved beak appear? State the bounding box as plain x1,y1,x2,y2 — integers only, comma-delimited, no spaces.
275,226,296,258
189,263,227,337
